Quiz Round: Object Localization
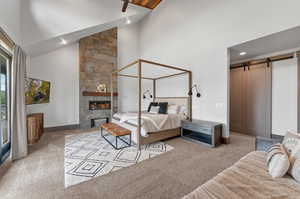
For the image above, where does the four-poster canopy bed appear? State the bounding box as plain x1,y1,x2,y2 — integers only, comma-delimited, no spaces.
110,59,192,149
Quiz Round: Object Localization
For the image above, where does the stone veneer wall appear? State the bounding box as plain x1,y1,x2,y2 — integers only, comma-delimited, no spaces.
79,28,118,129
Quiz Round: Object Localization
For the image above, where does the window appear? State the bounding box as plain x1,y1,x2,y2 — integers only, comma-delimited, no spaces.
0,45,11,164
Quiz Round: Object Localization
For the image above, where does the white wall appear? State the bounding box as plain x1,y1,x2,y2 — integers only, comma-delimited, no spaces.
138,0,300,137
118,23,141,112
117,22,191,112
0,0,21,44
26,43,79,128
272,58,298,136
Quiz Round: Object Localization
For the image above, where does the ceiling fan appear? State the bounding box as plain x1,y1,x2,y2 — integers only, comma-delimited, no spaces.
122,0,130,12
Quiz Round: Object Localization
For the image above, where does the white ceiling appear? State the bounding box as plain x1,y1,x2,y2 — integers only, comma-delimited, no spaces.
24,13,147,56
230,25,300,63
21,0,150,56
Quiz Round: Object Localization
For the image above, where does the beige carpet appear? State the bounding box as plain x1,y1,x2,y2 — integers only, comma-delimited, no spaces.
64,131,174,187
0,130,255,199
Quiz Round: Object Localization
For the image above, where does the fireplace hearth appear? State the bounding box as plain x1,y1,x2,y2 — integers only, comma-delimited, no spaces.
89,101,111,110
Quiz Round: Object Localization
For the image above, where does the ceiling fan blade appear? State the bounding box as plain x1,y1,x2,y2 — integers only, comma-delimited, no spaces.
122,0,129,12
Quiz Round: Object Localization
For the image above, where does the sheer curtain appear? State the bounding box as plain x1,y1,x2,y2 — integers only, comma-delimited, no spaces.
11,46,27,160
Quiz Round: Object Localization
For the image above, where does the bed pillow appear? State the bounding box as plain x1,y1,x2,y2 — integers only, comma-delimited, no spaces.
178,105,186,114
147,102,158,112
167,104,179,114
266,143,290,178
178,105,188,119
149,106,160,114
283,132,300,182
158,102,168,114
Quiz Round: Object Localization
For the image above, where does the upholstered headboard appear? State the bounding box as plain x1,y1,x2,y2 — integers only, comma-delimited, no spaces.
155,97,190,118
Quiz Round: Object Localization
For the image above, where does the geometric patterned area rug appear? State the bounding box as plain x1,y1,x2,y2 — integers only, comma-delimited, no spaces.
64,131,174,188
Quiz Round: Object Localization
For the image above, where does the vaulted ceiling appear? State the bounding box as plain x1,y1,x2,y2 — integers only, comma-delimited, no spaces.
21,0,151,56
131,0,162,10
21,0,163,56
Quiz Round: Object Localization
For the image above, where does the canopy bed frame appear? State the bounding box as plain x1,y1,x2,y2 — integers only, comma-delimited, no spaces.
111,59,192,149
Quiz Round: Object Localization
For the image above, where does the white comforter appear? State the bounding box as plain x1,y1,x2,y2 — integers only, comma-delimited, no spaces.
114,112,182,137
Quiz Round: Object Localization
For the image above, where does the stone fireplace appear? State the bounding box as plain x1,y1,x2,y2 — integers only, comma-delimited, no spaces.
79,28,118,129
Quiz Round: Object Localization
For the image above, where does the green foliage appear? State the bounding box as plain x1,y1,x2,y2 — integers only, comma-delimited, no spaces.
0,91,6,105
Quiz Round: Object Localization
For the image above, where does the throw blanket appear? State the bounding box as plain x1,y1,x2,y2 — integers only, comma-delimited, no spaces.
117,112,181,137
119,112,168,130
183,151,300,199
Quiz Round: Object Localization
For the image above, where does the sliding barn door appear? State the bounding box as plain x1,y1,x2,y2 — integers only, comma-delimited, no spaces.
230,67,245,133
244,63,271,138
230,63,271,138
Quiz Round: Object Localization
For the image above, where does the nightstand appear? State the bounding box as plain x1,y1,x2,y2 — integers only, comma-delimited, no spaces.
181,119,223,147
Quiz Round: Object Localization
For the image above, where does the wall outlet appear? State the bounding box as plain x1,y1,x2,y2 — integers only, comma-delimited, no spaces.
216,103,224,108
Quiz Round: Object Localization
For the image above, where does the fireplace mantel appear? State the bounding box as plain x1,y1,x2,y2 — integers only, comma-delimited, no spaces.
82,91,118,97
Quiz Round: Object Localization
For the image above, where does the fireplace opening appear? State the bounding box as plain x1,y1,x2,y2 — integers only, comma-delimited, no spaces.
91,117,109,128
89,101,111,110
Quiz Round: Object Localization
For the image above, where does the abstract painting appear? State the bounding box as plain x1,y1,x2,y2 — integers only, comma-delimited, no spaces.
25,78,51,105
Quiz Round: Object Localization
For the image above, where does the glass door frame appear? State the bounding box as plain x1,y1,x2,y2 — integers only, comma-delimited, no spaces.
0,45,12,164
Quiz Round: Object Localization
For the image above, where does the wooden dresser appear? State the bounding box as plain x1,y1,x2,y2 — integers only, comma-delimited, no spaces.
27,113,44,145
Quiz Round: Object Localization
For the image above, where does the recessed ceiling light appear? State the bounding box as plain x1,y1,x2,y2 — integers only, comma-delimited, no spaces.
61,39,67,45
240,52,247,56
126,18,131,24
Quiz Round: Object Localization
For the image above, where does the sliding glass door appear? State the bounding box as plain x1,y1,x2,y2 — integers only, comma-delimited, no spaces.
0,47,11,164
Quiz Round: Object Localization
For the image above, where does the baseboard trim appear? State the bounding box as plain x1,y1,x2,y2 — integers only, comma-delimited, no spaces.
44,124,80,132
222,137,230,144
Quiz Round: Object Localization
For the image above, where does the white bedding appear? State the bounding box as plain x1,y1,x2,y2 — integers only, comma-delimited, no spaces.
113,112,183,137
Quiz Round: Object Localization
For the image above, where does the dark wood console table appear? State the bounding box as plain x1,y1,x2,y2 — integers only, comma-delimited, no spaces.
181,119,223,147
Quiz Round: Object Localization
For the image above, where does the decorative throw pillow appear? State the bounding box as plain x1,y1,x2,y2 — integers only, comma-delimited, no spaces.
266,143,290,178
147,102,158,112
158,102,168,114
167,104,179,114
283,132,300,182
149,106,160,114
290,159,300,182
283,132,300,156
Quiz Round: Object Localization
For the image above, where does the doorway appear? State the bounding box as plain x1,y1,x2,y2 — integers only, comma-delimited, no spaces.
229,26,300,138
